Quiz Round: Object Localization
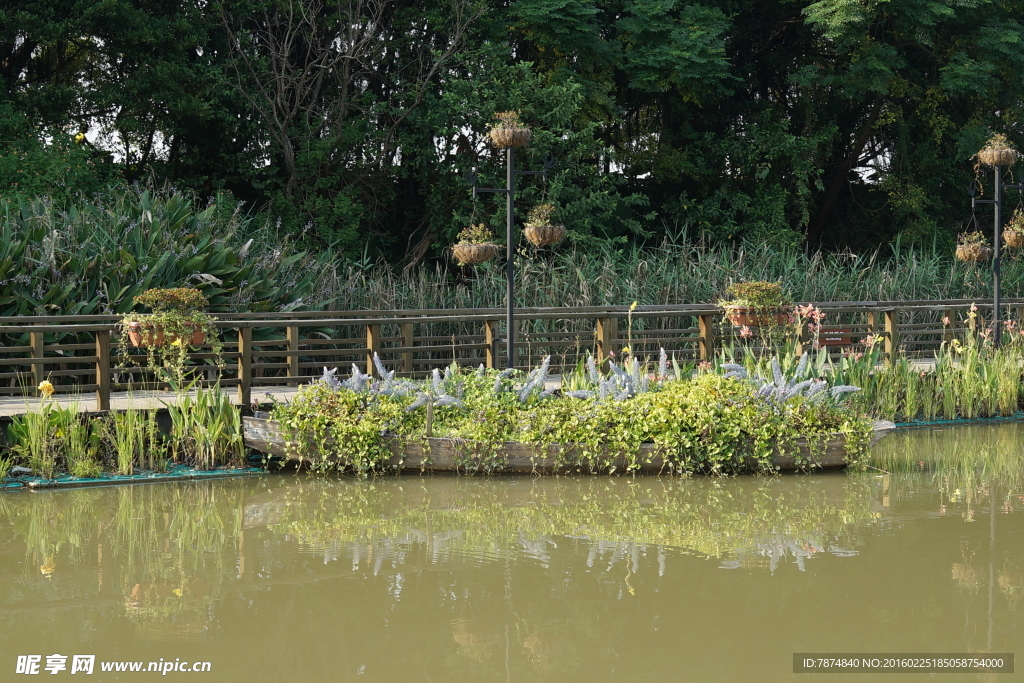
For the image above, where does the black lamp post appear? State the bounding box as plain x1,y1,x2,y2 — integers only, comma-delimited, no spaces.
972,163,1024,348
472,150,555,369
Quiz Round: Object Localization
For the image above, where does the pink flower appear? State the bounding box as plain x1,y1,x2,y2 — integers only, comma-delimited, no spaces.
943,316,951,326
739,325,752,338
697,360,712,372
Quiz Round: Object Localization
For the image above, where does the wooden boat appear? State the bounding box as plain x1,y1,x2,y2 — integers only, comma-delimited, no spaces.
243,416,895,474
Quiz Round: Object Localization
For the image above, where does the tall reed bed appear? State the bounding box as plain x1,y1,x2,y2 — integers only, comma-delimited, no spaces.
304,240,1024,311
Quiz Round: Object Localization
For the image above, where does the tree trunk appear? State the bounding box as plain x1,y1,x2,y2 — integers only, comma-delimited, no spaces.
805,94,885,247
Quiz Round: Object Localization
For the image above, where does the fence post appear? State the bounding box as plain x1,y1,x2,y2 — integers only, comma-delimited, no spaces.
698,314,716,361
237,327,252,407
866,310,877,336
366,324,380,376
95,329,111,411
402,322,414,375
484,320,498,369
883,309,898,357
596,317,618,367
286,325,300,386
30,327,44,394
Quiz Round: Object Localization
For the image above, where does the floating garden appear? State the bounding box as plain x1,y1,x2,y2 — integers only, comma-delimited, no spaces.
260,351,871,475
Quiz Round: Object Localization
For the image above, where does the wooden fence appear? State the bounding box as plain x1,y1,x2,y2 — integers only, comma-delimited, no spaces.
2,298,1022,411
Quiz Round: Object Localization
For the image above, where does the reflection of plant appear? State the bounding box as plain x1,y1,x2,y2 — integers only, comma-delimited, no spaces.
266,475,878,564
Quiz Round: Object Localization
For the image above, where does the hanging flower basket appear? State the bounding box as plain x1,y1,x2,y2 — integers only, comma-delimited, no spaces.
490,127,532,149
452,243,499,265
523,225,566,247
126,321,207,348
976,133,1018,166
1003,230,1024,249
489,111,531,149
955,244,992,262
724,307,792,327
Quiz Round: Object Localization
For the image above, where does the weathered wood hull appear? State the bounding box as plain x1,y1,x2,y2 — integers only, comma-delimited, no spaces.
243,417,895,474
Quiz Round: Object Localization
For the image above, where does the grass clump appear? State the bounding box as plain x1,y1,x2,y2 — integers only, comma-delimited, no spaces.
0,384,244,479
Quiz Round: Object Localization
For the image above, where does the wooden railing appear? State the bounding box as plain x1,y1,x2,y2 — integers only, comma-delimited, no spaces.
2,298,1022,411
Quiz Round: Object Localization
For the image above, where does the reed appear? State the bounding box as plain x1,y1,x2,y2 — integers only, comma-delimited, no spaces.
303,240,1024,311
166,385,245,470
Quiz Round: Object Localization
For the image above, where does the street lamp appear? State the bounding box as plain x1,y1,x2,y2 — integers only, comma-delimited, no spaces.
970,162,1023,348
472,150,555,369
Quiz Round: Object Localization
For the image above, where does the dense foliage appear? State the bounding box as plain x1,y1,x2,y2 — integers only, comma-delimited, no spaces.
3,0,1023,262
269,356,870,474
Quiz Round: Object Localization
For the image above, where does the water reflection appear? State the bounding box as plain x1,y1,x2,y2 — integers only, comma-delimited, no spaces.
0,425,1021,681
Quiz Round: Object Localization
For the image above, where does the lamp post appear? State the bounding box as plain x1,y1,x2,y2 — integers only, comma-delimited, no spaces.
971,163,1023,348
473,150,555,369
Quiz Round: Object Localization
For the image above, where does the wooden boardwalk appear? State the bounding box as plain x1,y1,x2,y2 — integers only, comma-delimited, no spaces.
0,386,303,418
0,298,1012,414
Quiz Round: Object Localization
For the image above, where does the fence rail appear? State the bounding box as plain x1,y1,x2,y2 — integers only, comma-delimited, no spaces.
2,298,1022,411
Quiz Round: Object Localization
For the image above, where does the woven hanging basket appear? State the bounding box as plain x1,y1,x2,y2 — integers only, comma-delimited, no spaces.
489,127,532,149
452,243,499,266
977,148,1018,166
523,225,566,247
955,244,992,262
1004,230,1024,248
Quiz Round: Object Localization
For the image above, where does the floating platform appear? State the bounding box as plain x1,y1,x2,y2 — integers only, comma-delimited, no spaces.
1,465,265,491
242,416,895,473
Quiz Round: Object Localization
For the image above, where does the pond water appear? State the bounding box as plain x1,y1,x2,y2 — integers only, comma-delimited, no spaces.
1,424,1022,682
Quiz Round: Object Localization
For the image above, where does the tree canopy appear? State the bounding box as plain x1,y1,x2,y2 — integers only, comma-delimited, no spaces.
2,0,1023,262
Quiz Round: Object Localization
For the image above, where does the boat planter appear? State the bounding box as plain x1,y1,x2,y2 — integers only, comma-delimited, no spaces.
977,148,1017,166
1004,230,1024,248
725,307,791,327
489,127,532,149
452,243,499,266
524,225,566,247
955,244,991,262
126,321,206,348
242,416,894,474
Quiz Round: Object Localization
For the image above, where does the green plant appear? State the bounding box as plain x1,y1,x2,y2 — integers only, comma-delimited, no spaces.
165,384,244,469
957,231,988,246
1007,209,1024,234
270,359,870,475
980,132,1015,152
491,110,525,130
526,203,557,227
118,287,223,386
718,281,792,310
455,224,497,245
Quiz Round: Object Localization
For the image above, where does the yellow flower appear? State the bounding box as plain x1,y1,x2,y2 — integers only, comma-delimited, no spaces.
37,380,54,398
74,132,85,143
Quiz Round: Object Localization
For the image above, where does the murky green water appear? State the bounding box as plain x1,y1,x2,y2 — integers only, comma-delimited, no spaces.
1,424,1023,682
